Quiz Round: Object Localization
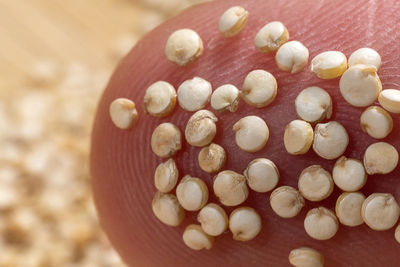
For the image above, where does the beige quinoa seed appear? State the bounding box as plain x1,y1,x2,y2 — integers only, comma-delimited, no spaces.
198,143,226,173
363,142,399,175
151,122,182,158
185,110,218,147
165,29,203,66
289,247,324,267
335,192,365,227
254,21,289,53
109,98,138,129
270,186,305,218
304,207,339,240
218,6,249,37
152,191,185,227
183,225,214,250
229,207,262,241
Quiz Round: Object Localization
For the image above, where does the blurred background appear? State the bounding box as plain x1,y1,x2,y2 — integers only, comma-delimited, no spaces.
0,0,208,266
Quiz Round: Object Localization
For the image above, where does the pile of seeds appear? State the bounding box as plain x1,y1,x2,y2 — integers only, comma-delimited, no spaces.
110,5,400,266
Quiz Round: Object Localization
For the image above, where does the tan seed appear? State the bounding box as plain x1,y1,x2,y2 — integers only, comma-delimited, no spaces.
165,29,203,66
244,158,279,193
275,41,309,73
310,51,347,79
313,121,349,160
143,81,177,117
152,191,185,226
241,70,277,108
335,192,365,227
298,165,333,202
254,21,289,53
348,47,381,70
185,110,217,147
360,106,393,139
363,142,399,175
395,224,400,243
270,186,305,218
176,175,208,211
295,86,332,123
213,170,249,206
233,116,269,152
218,6,249,37
151,122,182,158
284,120,314,155
332,156,367,192
378,89,400,113
183,224,214,250
197,203,228,236
211,84,240,112
289,247,324,267
198,143,226,173
229,207,262,241
304,207,339,240
154,159,179,193
177,77,212,112
109,98,138,129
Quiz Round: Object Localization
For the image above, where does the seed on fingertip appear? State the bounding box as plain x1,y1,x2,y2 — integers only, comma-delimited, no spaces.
378,89,400,113
213,170,249,206
363,142,399,175
233,116,269,152
275,41,309,73
198,143,226,173
270,186,305,218
229,207,262,241
176,175,208,211
177,77,212,112
332,156,367,192
152,191,185,226
360,106,393,139
244,158,279,193
395,224,400,243
295,86,332,124
313,121,349,160
198,203,229,236
218,6,249,37
348,47,381,70
284,120,314,155
183,224,214,250
165,29,203,66
298,165,334,202
254,21,289,53
109,98,138,129
241,70,277,108
143,81,177,117
304,207,339,240
151,122,182,158
289,247,324,267
154,159,179,193
185,110,217,147
335,192,365,227
310,51,347,79
211,84,240,112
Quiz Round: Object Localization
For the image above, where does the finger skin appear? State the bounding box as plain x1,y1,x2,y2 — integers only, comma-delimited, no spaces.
91,0,400,266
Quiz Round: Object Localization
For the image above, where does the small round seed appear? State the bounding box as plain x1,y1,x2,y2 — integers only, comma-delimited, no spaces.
176,175,208,211
152,191,185,226
229,207,262,241
304,207,339,240
378,89,400,113
270,186,305,218
244,158,279,193
197,203,229,236
361,193,400,231
165,29,203,66
154,159,179,193
218,6,249,37
183,224,214,250
275,41,309,73
298,165,333,202
295,87,332,124
360,106,393,139
241,70,277,108
348,47,381,70
177,77,212,112
289,247,324,267
109,98,138,129
233,116,269,152
213,170,249,206
313,121,349,160
151,122,182,158
211,84,240,112
335,192,365,227
143,81,177,117
198,143,226,173
363,142,399,175
395,224,400,243
284,120,314,155
310,51,347,79
185,110,217,147
254,21,289,53
339,64,382,107
332,156,367,192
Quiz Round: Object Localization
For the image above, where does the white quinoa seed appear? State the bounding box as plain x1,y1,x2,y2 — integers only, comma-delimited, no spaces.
198,143,226,173
332,156,367,192
310,51,347,79
152,191,185,227
361,193,400,231
109,98,138,129
154,159,179,193
211,84,240,112
233,116,269,152
213,170,249,206
244,158,279,193
241,70,277,108
177,77,212,112
313,121,349,160
218,6,249,37
360,106,393,139
165,29,203,66
284,120,314,155
197,203,229,236
183,224,214,250
270,186,305,218
289,247,324,267
363,142,399,175
335,192,365,227
275,41,310,73
176,175,209,211
185,110,218,147
298,165,334,202
295,87,332,124
304,207,339,240
254,21,289,53
339,64,382,107
151,122,182,158
348,47,381,70
229,207,262,241
395,224,400,243
378,89,400,113
143,81,177,117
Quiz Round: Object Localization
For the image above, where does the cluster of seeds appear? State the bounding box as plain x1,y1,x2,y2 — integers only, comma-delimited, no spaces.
108,5,400,266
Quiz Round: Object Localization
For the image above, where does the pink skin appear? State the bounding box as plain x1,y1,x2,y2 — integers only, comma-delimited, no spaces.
91,0,400,266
